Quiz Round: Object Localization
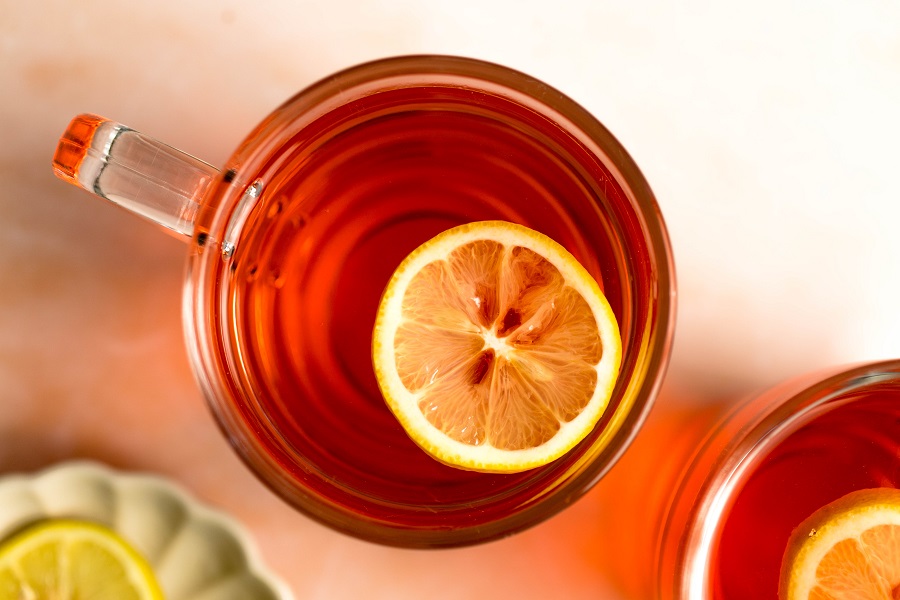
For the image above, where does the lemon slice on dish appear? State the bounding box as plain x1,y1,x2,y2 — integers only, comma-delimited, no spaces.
0,519,163,600
779,487,900,599
372,220,622,473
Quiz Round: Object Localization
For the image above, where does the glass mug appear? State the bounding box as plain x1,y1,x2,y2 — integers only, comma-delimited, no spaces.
52,55,675,547
592,359,900,598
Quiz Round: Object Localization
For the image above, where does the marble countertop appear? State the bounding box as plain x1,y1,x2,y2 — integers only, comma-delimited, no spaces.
3,2,899,598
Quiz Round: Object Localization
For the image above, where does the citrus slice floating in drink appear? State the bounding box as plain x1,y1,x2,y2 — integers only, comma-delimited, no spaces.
0,519,163,600
779,487,900,600
372,220,622,473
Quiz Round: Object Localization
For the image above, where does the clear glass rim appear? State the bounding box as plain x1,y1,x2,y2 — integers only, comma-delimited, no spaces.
664,359,900,597
185,54,677,547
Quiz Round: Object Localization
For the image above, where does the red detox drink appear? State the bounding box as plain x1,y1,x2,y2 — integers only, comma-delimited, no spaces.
227,87,625,500
712,384,900,598
184,58,675,546
592,360,900,598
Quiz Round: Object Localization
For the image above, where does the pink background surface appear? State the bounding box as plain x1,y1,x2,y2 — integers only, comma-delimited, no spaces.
3,2,900,598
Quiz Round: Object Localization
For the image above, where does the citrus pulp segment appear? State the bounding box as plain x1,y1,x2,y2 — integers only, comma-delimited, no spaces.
779,487,900,600
0,519,163,600
372,221,622,473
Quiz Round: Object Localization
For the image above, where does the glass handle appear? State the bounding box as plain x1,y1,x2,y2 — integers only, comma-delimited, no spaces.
52,114,220,240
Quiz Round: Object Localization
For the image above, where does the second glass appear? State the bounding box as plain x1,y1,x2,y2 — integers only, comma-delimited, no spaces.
52,55,675,547
593,359,900,598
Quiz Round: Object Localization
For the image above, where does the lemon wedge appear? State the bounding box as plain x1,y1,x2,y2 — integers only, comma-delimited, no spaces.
779,487,900,599
0,519,163,600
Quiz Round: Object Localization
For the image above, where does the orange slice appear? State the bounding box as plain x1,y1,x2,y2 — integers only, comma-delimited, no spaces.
779,487,900,599
372,221,622,473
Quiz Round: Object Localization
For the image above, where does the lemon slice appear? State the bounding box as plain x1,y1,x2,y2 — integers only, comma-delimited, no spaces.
372,220,622,473
0,519,163,600
779,487,900,599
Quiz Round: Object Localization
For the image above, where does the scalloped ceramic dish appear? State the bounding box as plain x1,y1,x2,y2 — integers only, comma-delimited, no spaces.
0,461,292,600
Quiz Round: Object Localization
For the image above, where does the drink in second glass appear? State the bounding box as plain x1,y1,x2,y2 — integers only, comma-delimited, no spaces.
592,360,900,598
52,55,675,547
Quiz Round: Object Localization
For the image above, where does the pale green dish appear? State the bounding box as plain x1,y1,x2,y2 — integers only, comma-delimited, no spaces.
0,461,292,600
